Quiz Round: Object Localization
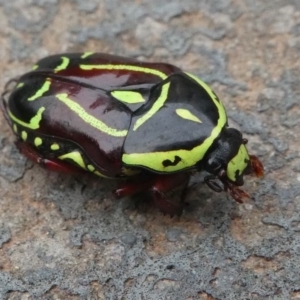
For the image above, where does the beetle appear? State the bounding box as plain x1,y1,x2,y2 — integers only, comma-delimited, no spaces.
1,53,264,215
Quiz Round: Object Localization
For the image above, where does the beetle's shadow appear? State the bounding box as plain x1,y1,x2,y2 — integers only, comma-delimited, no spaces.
42,168,240,231
43,171,117,219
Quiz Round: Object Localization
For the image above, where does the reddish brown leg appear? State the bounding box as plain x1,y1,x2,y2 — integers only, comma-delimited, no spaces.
114,173,190,216
15,140,87,175
150,173,190,216
226,185,250,204
114,178,157,199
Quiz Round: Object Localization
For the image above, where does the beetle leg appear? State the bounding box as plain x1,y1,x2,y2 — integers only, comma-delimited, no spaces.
150,173,190,216
15,140,87,174
228,187,250,204
223,181,250,204
206,170,250,204
204,175,223,193
114,179,156,199
114,173,190,216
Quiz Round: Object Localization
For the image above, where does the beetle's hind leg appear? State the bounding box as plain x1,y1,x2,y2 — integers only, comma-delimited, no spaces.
15,140,87,175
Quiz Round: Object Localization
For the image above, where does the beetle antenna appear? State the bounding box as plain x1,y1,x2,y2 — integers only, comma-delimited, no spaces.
249,155,264,178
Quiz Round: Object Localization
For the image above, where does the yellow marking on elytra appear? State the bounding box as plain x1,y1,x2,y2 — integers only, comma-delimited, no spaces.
54,56,70,72
80,64,168,80
16,82,24,89
56,93,128,137
186,72,227,120
176,108,202,123
21,131,28,141
51,143,60,151
28,80,51,101
227,144,249,182
81,52,94,59
8,107,45,130
133,82,170,131
13,124,18,133
58,152,86,169
87,165,95,172
111,90,145,104
32,64,38,70
34,137,43,147
122,73,227,172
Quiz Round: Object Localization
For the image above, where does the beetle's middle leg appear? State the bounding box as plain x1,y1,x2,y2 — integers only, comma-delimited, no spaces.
114,173,191,216
150,173,190,216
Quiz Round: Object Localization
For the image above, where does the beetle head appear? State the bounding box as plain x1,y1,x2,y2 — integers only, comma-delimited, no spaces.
203,128,264,203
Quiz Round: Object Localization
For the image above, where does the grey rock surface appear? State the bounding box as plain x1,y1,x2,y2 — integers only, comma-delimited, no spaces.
0,1,300,299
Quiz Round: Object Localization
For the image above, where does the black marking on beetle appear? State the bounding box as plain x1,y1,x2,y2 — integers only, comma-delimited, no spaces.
162,156,182,167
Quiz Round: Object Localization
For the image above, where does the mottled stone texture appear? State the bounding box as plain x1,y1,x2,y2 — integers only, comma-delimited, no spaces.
0,1,299,299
